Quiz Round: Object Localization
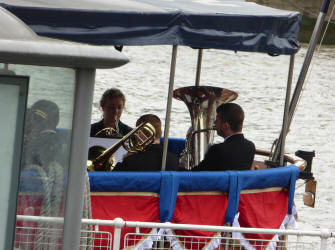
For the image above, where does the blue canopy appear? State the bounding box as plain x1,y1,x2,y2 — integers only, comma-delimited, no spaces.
0,0,301,55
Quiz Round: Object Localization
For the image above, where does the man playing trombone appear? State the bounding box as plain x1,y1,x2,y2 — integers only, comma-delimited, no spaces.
113,114,179,171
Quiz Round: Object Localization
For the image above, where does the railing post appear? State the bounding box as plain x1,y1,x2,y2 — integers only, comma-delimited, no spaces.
320,229,330,250
113,218,125,250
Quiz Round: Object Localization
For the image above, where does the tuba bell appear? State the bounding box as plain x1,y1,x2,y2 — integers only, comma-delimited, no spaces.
173,86,238,169
87,122,156,171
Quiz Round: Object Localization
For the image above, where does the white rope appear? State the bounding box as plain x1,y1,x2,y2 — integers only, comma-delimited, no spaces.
24,163,92,249
318,2,335,50
80,171,93,250
286,0,335,24
291,3,335,125
48,161,64,250
25,164,51,250
24,161,65,250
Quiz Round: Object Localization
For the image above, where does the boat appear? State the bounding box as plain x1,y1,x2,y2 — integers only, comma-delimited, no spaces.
0,0,334,249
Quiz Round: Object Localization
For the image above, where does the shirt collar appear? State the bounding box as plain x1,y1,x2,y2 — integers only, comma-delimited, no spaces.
224,132,243,142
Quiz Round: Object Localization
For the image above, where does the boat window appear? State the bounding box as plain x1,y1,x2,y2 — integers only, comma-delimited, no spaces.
0,75,28,249
6,64,76,247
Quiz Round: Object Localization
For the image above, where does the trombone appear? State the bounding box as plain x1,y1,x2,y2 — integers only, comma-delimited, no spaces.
87,122,156,171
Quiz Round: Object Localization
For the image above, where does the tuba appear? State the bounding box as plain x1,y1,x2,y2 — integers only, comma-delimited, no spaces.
173,86,238,169
87,122,156,171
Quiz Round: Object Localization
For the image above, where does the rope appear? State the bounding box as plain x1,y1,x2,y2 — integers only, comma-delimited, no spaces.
48,161,64,250
80,171,93,250
23,163,94,249
24,161,65,250
286,0,335,24
318,2,335,49
25,164,51,250
290,2,335,128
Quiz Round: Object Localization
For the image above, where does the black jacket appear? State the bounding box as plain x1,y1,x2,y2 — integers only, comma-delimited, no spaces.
192,134,255,171
23,130,69,169
90,119,132,138
113,144,179,171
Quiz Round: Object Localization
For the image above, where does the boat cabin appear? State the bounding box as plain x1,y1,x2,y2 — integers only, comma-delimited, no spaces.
0,7,128,249
0,0,328,248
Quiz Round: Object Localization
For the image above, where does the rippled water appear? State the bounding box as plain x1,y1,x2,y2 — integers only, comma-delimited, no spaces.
93,44,335,238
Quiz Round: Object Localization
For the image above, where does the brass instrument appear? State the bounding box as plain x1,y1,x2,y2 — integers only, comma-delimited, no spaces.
94,115,121,138
181,127,217,169
173,86,238,169
87,122,156,171
94,127,121,138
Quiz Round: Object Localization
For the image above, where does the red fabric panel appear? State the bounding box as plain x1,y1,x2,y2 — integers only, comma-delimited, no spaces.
238,189,288,249
91,194,160,249
171,193,228,249
15,194,43,249
15,194,65,249
17,194,43,216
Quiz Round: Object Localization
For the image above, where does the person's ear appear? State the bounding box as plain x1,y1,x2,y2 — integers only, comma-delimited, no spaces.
223,121,230,130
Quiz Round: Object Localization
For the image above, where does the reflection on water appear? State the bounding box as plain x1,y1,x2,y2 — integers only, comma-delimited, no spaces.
94,45,335,235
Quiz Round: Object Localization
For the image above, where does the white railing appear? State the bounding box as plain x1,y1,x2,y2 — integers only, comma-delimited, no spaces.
16,215,335,250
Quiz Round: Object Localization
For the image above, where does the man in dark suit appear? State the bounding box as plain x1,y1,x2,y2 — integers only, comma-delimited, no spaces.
113,114,179,171
192,103,255,171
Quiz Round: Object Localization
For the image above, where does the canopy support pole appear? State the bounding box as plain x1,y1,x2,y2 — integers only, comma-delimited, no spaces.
272,0,331,165
195,49,203,86
278,54,295,166
63,68,95,250
161,45,178,171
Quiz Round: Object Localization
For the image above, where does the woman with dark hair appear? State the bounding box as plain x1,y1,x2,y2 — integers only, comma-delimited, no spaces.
90,88,132,138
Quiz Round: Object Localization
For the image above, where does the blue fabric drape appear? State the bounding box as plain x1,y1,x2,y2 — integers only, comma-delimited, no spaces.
86,166,299,223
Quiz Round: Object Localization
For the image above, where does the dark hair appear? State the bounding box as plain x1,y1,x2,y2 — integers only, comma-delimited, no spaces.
30,99,59,129
216,103,244,132
136,114,162,140
100,88,126,108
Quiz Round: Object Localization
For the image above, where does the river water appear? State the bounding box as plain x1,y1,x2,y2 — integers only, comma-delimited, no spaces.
92,44,335,242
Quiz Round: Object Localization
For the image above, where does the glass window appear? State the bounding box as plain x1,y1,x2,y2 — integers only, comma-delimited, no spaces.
0,75,28,250
7,64,76,249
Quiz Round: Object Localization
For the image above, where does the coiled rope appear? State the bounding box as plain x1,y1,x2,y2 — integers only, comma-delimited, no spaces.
81,171,93,250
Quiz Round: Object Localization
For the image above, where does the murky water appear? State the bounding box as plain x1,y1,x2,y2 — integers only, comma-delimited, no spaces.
93,44,335,238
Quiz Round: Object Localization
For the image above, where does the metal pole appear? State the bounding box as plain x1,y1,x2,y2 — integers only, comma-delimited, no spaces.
287,0,331,132
280,54,295,166
320,229,331,250
195,49,203,86
112,218,124,250
272,0,331,164
62,69,95,250
273,55,295,165
161,45,178,171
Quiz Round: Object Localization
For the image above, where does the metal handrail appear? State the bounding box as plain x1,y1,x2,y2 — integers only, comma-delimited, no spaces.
16,215,335,250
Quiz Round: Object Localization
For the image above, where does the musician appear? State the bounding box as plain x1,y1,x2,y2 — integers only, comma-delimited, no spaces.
191,103,255,171
113,114,179,171
90,88,132,138
22,100,67,168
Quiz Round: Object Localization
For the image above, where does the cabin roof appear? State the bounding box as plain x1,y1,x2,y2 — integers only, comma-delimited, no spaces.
0,6,128,69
